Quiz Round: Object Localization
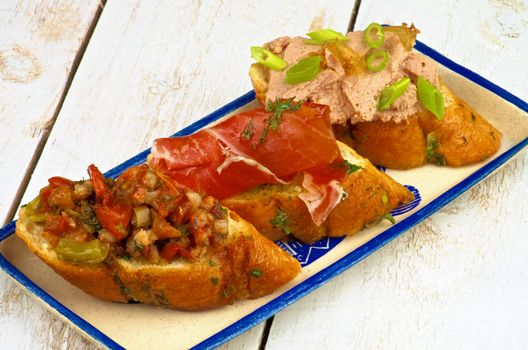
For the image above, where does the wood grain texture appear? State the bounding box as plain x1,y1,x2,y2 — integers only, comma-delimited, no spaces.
0,1,355,349
266,0,528,349
0,1,101,349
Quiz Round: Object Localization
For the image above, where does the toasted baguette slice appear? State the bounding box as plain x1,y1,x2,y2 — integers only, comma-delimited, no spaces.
337,81,502,169
16,208,300,310
222,142,413,244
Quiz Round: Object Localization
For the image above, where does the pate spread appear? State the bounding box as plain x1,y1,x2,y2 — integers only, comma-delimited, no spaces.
264,31,439,124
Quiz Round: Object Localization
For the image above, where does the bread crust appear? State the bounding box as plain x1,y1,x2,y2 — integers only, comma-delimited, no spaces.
16,208,300,310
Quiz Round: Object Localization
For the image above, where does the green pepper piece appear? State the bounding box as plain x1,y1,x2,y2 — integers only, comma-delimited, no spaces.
25,195,46,223
55,238,109,264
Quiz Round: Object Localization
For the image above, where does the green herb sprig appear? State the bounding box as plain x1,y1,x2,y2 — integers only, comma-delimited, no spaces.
259,98,303,144
270,208,292,235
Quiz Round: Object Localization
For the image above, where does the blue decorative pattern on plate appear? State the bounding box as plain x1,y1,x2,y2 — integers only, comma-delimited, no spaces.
0,41,526,350
391,185,421,216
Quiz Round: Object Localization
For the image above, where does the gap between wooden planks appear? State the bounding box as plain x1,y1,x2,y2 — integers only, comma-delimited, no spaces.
1,1,358,349
0,1,102,349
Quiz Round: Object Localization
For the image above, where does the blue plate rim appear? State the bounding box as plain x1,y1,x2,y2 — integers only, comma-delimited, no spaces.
0,39,526,350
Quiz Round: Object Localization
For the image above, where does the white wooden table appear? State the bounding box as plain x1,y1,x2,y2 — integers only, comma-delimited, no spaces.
1,1,526,349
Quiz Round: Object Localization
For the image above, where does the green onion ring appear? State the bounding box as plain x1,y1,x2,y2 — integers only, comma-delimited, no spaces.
250,46,287,71
377,77,411,111
285,55,321,85
305,28,349,45
364,22,385,48
417,76,445,120
366,50,389,72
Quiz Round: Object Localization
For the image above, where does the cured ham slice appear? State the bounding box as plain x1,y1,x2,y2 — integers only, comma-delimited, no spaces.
149,103,346,225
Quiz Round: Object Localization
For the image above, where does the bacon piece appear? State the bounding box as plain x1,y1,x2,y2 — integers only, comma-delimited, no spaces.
149,103,346,225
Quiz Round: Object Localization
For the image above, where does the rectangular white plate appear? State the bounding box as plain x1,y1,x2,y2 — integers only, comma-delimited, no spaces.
1,41,527,350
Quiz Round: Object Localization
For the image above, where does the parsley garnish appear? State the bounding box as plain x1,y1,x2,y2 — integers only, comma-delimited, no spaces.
210,277,220,285
426,132,446,166
270,208,292,235
241,118,255,140
250,269,262,278
259,98,303,144
343,160,362,174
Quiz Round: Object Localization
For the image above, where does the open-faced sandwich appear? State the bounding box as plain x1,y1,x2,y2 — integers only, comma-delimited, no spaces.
249,23,501,169
148,102,413,244
17,102,413,309
16,164,301,310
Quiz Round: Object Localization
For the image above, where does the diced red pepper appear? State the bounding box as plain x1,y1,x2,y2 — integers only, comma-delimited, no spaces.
88,164,110,202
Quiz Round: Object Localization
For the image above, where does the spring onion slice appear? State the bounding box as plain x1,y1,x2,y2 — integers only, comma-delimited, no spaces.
366,50,389,72
417,76,445,120
305,28,349,45
364,22,385,48
285,55,321,85
377,77,411,111
250,46,287,71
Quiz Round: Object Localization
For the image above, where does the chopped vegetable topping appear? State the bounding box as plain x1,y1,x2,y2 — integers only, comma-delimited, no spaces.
285,55,321,85
250,46,287,71
364,22,385,49
366,49,389,72
210,277,220,285
417,76,445,120
305,28,349,45
377,77,411,111
250,269,262,278
381,193,388,205
270,208,292,235
55,238,109,264
25,195,46,223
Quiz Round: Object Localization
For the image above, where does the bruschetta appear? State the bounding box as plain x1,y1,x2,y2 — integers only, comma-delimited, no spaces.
16,164,300,310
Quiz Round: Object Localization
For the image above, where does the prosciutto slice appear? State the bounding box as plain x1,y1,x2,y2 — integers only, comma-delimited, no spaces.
149,103,346,225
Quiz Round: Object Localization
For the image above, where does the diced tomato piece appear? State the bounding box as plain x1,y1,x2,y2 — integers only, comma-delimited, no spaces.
88,164,109,202
48,176,74,188
95,203,132,240
160,243,193,261
44,213,71,234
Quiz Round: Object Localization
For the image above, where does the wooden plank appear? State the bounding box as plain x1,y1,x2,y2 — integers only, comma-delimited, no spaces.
267,1,528,349
0,0,101,349
0,0,100,223
4,1,357,349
